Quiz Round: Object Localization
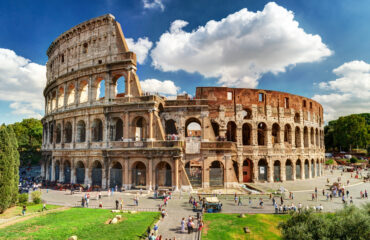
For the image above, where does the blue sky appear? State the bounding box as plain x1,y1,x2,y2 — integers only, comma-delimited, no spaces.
0,0,369,124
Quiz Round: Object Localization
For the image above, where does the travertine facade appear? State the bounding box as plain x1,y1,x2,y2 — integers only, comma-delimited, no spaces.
41,14,325,190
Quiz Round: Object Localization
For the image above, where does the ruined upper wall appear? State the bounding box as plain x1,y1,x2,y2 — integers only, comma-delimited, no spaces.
46,14,135,84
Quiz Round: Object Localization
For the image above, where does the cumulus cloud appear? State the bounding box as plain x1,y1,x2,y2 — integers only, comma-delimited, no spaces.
140,78,180,95
126,37,153,64
0,48,46,119
142,0,164,11
151,2,332,87
312,60,370,121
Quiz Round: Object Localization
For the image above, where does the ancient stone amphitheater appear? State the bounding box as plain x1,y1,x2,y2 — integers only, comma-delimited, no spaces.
41,14,325,190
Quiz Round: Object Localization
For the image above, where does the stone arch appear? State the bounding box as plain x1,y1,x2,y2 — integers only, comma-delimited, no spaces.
66,83,75,105
304,159,309,179
294,113,300,123
76,161,85,184
242,123,251,145
242,158,253,182
296,159,302,179
78,80,88,103
284,124,292,144
110,117,123,141
272,123,280,144
63,160,71,183
54,160,60,181
209,161,224,187
156,161,172,187
185,161,202,187
295,126,301,147
132,161,146,187
58,86,64,108
226,121,237,142
257,122,267,145
91,160,103,187
64,122,73,143
76,120,86,142
133,116,147,141
211,120,220,138
56,123,61,144
185,118,201,138
258,159,268,181
92,118,103,142
311,159,315,178
165,119,178,135
285,159,293,181
110,161,123,188
303,127,309,147
273,160,281,182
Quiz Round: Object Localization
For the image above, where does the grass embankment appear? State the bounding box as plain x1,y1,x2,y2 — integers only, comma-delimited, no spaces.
0,208,160,240
0,204,61,219
202,213,289,240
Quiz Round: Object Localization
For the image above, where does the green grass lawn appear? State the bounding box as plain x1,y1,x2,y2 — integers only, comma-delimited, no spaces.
202,213,289,240
0,208,160,240
0,204,61,219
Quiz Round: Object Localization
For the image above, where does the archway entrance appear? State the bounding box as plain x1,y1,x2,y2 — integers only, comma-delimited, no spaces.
209,161,224,187
92,161,102,187
258,159,268,181
286,160,293,181
185,162,202,187
274,161,281,182
76,161,85,184
132,162,146,187
243,159,253,182
64,161,71,183
156,162,172,187
110,162,122,188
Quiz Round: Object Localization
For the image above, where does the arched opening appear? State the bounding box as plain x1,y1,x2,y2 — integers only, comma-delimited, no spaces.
295,127,301,147
49,123,54,144
132,162,146,187
79,80,88,103
272,123,280,144
257,122,267,145
115,76,126,97
156,162,172,187
294,113,300,123
67,83,75,105
92,119,103,142
296,159,302,179
303,127,309,147
76,120,86,143
211,121,220,138
311,159,315,178
243,159,253,182
110,162,123,188
209,161,224,187
56,124,61,144
165,119,178,135
76,161,85,184
315,129,319,147
286,160,293,181
134,117,146,141
110,118,123,141
58,87,64,108
258,159,268,181
310,128,314,145
226,121,237,142
64,161,71,183
242,108,252,119
64,122,72,143
233,161,239,182
54,161,60,181
273,160,281,182
242,123,251,145
284,124,292,144
185,118,201,138
91,161,102,187
95,78,105,100
304,159,309,179
185,162,202,187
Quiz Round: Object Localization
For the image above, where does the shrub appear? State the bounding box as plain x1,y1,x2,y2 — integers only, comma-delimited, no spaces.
31,191,42,204
18,193,28,204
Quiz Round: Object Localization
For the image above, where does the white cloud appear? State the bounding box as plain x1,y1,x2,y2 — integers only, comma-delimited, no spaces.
126,37,153,64
142,0,164,11
0,48,46,119
312,60,370,121
151,2,332,88
140,78,180,95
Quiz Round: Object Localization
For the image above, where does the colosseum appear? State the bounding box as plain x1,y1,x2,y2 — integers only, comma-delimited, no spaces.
41,14,325,191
